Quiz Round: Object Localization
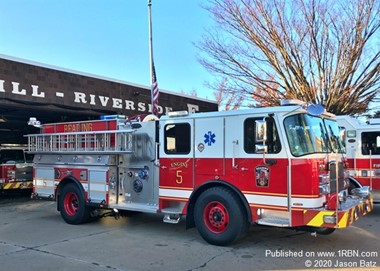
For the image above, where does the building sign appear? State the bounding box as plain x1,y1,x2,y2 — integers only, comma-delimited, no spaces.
0,79,204,115
0,55,218,116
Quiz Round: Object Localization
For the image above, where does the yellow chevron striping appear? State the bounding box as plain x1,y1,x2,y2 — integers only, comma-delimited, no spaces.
338,211,349,228
306,211,335,227
3,181,33,189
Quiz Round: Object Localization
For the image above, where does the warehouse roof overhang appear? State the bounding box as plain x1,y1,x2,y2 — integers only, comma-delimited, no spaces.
0,55,218,144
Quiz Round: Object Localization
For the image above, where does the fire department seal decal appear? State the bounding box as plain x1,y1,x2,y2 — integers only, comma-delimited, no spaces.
198,143,205,152
256,166,270,187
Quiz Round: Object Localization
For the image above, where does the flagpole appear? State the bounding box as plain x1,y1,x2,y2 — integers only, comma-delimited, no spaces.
148,0,155,114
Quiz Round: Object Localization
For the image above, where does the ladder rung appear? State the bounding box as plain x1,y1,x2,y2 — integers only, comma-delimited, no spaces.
27,130,136,154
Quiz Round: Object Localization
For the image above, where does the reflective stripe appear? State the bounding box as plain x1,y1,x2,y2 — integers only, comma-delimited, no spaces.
34,179,55,188
159,187,325,208
159,188,192,199
245,194,325,208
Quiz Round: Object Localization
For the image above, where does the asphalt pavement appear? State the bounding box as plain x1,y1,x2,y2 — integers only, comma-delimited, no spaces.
0,192,379,271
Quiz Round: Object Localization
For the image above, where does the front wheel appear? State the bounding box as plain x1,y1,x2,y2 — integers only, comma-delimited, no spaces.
314,227,336,235
194,186,249,246
58,183,91,224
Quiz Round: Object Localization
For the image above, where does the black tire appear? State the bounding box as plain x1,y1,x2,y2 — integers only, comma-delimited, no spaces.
194,186,248,246
58,183,91,224
314,227,336,235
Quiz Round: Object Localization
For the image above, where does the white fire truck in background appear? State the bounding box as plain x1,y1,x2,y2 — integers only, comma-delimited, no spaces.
0,145,33,191
26,100,372,246
336,115,380,203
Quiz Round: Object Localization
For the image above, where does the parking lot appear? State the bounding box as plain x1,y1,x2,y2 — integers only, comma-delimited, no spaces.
0,192,379,271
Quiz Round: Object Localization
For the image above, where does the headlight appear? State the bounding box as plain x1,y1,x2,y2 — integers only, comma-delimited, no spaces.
323,215,336,224
319,174,330,184
338,190,347,202
319,183,330,194
7,170,15,179
319,174,330,194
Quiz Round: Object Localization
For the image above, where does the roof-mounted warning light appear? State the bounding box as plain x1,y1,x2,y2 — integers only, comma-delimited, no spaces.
100,115,126,120
280,99,305,106
368,118,380,125
28,117,41,128
167,111,189,118
281,99,325,117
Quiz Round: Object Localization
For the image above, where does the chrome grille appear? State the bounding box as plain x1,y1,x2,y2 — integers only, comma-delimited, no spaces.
329,162,345,193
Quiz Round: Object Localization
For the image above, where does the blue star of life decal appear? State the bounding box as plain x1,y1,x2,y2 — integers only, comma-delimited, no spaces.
204,131,216,146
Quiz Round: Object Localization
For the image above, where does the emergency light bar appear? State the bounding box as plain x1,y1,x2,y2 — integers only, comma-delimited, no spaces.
368,118,380,125
100,115,126,120
27,117,41,128
280,99,304,106
167,111,189,117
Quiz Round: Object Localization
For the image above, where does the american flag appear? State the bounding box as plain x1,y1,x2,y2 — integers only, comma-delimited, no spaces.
151,60,159,115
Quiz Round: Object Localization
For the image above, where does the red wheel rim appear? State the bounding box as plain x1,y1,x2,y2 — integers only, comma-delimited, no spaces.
64,192,78,216
203,201,229,233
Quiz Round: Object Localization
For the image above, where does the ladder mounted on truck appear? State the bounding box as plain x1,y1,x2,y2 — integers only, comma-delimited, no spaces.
26,130,136,154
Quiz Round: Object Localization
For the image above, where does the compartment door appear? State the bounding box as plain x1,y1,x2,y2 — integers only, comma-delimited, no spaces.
194,117,225,177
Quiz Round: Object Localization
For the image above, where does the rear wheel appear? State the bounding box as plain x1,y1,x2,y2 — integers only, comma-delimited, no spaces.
58,183,90,224
194,186,248,246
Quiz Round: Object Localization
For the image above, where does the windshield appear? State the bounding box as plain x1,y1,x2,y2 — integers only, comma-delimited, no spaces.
324,119,345,153
0,149,29,163
284,114,344,157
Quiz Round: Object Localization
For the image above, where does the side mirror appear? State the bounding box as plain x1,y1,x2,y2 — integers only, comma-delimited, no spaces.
339,127,346,146
255,118,269,165
255,119,267,143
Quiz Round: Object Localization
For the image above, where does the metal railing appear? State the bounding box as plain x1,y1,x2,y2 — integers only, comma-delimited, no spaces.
26,130,135,154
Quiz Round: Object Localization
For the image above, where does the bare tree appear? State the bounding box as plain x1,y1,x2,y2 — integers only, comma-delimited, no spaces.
180,88,199,98
197,0,380,115
209,78,244,110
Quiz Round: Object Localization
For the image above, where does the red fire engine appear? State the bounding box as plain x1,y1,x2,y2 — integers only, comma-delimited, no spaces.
0,145,33,191
336,115,380,203
26,101,372,246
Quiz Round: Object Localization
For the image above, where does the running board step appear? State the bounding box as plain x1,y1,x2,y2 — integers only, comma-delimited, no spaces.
257,216,290,227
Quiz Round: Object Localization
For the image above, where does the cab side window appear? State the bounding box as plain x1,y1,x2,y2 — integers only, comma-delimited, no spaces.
244,117,281,154
164,123,191,154
361,132,380,155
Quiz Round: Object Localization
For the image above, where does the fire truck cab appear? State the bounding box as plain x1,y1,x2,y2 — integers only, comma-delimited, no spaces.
0,145,34,191
27,101,372,246
336,115,380,203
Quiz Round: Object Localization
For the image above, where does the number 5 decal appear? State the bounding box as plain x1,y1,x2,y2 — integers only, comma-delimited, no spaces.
176,170,183,184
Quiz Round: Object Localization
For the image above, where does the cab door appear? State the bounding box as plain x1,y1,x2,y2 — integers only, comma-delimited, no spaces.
228,116,289,206
159,119,194,195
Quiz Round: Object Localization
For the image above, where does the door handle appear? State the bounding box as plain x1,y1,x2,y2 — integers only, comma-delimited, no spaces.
266,159,277,166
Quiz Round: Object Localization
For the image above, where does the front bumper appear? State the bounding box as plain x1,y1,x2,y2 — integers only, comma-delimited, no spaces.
303,196,373,228
0,181,33,190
